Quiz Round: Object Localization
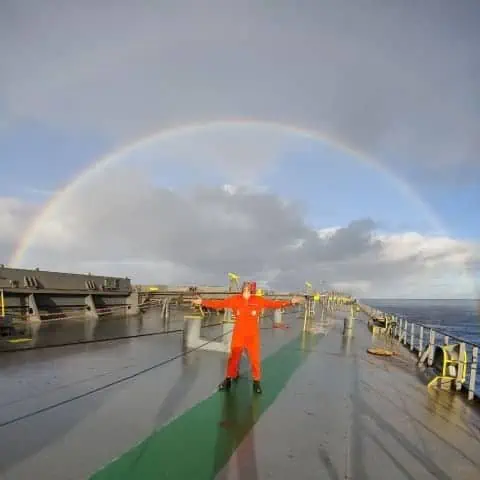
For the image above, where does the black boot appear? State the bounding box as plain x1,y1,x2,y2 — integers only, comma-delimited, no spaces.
218,378,232,391
253,380,262,394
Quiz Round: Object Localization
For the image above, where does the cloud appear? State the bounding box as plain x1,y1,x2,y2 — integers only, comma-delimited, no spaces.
1,0,479,181
13,169,479,298
122,123,293,185
0,197,38,263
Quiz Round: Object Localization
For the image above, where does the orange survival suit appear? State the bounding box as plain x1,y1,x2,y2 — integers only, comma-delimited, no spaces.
201,291,293,381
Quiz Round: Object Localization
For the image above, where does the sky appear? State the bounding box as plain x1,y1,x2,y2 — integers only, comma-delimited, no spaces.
1,0,479,298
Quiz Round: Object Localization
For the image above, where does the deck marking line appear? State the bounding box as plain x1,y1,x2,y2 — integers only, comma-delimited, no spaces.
90,332,318,480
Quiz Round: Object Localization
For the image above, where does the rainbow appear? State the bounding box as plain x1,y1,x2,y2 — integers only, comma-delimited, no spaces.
10,118,445,266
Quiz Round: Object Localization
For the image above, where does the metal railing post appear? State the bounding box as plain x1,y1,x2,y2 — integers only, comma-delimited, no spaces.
468,346,478,401
456,342,466,391
428,329,436,366
410,323,415,351
419,325,424,357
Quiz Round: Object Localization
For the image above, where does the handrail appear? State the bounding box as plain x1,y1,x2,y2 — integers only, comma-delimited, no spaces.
361,304,479,400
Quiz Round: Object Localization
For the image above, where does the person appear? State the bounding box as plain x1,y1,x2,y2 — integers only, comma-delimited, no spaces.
192,282,303,394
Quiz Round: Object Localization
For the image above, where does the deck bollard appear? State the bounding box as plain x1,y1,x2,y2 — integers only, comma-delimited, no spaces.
126,291,140,315
343,313,354,337
184,316,201,348
184,314,231,353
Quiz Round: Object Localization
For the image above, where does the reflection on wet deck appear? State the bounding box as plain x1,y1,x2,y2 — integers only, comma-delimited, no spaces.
0,307,479,480
0,307,221,351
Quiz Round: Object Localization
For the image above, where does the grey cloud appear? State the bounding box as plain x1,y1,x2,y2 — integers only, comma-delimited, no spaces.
18,168,475,297
0,240,16,265
0,197,38,263
1,0,479,182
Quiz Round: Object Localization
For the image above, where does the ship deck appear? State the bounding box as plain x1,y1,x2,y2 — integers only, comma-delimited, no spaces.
1,308,480,479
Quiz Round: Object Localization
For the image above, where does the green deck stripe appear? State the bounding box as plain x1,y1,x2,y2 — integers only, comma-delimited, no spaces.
90,332,317,480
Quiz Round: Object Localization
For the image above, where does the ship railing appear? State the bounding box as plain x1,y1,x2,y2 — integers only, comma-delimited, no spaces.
361,305,479,401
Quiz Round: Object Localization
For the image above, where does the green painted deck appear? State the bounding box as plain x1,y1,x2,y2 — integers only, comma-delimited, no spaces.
91,332,317,480
1,308,480,480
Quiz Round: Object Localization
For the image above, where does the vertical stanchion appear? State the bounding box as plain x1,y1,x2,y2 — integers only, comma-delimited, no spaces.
0,288,4,318
419,325,424,357
403,320,408,345
161,299,166,328
444,335,449,345
410,323,415,351
456,342,466,391
468,346,478,401
302,301,308,332
428,329,436,366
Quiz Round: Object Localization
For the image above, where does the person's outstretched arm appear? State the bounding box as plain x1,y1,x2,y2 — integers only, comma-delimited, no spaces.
192,296,234,310
260,296,303,309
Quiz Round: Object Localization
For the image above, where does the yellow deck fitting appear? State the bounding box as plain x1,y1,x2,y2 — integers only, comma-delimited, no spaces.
428,343,467,389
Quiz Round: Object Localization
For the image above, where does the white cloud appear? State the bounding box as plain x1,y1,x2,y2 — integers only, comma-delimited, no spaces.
7,170,478,299
222,184,270,195
315,227,478,296
317,227,341,240
330,280,373,296
378,232,473,267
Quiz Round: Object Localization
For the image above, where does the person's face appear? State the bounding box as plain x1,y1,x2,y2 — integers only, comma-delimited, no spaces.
242,284,251,299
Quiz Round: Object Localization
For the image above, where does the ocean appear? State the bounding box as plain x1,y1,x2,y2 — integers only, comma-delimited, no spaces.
364,299,480,345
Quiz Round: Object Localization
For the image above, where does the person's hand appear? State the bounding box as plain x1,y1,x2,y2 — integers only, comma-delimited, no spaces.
291,296,304,305
191,296,202,306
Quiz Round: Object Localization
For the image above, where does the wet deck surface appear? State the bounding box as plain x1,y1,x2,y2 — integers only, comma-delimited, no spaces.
0,308,192,351
1,307,480,479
